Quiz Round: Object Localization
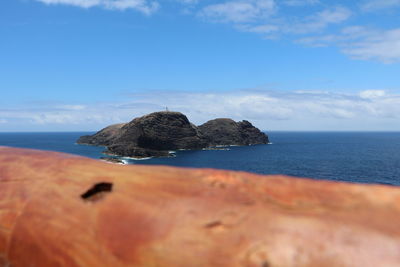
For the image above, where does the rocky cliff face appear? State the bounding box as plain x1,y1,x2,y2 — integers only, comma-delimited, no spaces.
77,123,126,146
1,147,400,267
77,111,268,158
113,112,205,150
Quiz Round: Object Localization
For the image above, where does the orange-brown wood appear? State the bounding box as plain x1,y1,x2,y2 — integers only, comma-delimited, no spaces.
1,146,400,266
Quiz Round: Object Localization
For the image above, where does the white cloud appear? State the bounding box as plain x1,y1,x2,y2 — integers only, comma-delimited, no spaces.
177,0,198,4
282,6,352,34
343,28,400,63
361,0,400,11
34,0,160,14
297,26,400,63
239,23,278,33
212,5,351,38
2,89,400,131
359,90,386,99
57,105,87,110
283,0,319,6
196,1,400,63
199,0,276,23
37,0,100,8
234,7,352,47
296,26,373,47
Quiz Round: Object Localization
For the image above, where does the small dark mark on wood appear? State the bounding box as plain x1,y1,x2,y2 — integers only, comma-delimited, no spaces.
81,182,113,201
204,221,223,228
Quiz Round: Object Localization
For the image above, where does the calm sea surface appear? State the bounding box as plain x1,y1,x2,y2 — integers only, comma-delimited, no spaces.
1,132,400,186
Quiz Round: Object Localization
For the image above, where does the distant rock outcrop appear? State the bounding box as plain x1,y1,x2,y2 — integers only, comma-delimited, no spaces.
77,111,268,158
77,123,126,146
198,118,269,146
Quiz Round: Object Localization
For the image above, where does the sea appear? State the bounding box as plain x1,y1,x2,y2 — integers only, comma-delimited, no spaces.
1,132,400,186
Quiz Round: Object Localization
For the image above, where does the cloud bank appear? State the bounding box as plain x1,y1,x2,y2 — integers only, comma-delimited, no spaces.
2,89,400,131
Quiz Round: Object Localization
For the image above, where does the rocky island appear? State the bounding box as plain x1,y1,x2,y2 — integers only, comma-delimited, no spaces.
77,111,269,158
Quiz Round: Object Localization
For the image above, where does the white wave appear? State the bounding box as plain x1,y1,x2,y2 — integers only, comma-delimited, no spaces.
100,158,126,165
215,145,229,148
202,148,231,151
122,156,153,161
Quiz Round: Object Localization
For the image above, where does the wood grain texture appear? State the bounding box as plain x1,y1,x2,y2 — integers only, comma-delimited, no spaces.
1,146,400,267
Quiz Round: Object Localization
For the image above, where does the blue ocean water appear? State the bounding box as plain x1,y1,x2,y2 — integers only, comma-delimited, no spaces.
1,132,400,185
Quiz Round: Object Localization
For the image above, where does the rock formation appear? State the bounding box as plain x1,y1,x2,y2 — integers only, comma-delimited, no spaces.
78,123,126,146
77,111,268,158
1,147,400,267
198,118,268,146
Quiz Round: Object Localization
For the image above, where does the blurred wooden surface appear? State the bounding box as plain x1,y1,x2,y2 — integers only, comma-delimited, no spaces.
1,147,400,267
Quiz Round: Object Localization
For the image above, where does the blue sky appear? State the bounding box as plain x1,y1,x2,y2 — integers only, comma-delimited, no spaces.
1,0,400,131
